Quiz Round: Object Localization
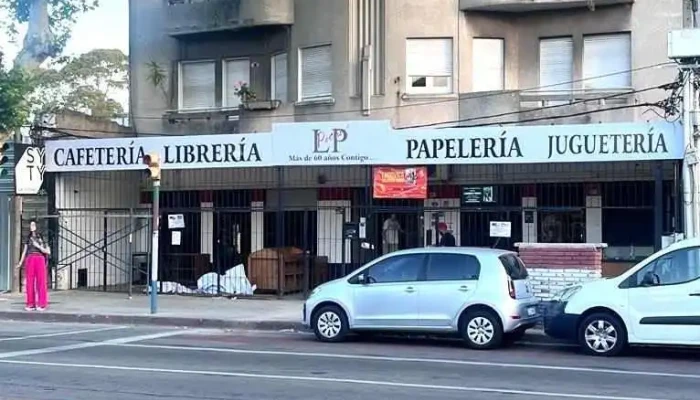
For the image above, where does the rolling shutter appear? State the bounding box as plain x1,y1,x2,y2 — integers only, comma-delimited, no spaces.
301,45,332,100
223,59,250,107
583,33,631,89
272,53,288,103
406,38,453,77
180,62,215,110
472,38,505,92
539,37,574,91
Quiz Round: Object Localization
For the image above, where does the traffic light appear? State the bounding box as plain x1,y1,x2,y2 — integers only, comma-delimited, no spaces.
0,141,9,177
143,152,161,181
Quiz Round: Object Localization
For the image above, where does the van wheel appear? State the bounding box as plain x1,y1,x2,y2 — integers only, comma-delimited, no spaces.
578,313,627,357
312,305,349,343
461,310,503,350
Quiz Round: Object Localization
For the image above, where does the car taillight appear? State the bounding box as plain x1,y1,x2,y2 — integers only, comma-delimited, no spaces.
508,278,516,299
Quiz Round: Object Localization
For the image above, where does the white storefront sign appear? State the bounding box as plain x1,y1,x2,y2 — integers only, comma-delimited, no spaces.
15,146,45,194
45,121,683,172
45,132,274,172
490,221,512,238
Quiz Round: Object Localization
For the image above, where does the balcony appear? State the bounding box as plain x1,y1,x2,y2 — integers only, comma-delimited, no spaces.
166,0,294,36
459,0,633,12
459,89,636,126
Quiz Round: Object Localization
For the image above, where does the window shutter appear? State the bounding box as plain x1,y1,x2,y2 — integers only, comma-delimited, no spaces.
273,53,288,102
472,38,504,92
301,45,332,100
583,33,631,90
223,59,250,107
539,37,574,91
180,62,215,110
406,38,453,77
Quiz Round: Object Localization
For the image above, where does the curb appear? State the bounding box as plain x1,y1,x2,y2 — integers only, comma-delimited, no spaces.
0,311,306,332
0,311,565,345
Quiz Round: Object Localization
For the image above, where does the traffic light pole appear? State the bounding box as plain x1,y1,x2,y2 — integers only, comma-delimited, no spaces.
150,180,160,314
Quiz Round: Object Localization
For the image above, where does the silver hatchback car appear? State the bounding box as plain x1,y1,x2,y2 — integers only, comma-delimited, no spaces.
302,247,540,349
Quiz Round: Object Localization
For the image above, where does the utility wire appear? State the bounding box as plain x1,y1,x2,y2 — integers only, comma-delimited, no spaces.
123,61,673,122
398,83,671,129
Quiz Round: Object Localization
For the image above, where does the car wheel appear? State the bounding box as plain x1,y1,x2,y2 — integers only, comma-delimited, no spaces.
312,305,349,343
578,313,627,357
461,310,503,350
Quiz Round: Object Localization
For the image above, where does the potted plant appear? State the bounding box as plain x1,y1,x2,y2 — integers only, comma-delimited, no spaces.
234,81,256,104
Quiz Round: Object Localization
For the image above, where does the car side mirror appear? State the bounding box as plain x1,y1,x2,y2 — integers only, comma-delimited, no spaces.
641,271,660,287
358,274,368,284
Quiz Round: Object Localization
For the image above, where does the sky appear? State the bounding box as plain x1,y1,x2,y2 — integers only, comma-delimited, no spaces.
1,0,129,61
0,0,129,111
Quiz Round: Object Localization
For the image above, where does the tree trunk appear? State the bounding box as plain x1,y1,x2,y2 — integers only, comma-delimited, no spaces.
13,0,55,71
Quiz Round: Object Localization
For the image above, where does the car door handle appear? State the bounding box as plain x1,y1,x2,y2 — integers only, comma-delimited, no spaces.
458,286,470,292
689,292,700,297
405,287,416,293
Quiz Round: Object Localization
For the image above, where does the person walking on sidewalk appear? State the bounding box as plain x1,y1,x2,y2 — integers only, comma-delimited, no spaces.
16,220,51,311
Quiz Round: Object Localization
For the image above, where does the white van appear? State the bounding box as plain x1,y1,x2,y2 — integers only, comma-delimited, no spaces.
544,238,700,356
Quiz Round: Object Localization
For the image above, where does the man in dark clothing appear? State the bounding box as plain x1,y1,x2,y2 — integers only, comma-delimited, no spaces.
437,222,456,247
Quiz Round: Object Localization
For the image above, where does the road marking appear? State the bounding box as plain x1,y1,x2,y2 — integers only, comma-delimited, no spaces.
114,343,700,380
0,329,200,359
0,359,671,400
0,326,128,342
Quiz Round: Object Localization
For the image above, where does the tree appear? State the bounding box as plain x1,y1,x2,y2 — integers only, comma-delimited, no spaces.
2,0,99,70
32,48,128,118
0,52,31,135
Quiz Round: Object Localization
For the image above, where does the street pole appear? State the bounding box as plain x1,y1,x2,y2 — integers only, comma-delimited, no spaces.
150,180,160,314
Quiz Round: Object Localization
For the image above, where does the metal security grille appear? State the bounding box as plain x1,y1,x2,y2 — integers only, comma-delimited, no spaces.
43,160,682,297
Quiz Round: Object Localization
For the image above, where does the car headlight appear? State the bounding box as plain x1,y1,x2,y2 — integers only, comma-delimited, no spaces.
552,285,581,302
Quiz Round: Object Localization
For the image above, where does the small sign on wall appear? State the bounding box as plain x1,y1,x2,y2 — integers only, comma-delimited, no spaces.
168,214,185,229
490,221,512,238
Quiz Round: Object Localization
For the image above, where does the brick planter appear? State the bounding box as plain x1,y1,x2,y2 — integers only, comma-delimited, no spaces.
515,243,606,301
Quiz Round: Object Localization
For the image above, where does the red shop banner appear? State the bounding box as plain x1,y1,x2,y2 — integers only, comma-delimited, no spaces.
373,167,428,199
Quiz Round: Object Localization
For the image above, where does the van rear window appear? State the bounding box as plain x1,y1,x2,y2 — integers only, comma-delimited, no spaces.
499,254,529,280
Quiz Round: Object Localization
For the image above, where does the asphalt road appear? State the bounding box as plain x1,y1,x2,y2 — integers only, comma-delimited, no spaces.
0,321,698,400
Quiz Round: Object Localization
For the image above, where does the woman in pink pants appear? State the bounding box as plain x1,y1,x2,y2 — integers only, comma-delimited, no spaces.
16,220,51,311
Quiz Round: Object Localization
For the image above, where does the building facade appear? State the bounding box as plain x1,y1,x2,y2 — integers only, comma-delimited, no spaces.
36,0,694,295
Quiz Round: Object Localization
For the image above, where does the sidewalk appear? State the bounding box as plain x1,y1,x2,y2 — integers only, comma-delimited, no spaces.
0,290,304,331
0,290,551,342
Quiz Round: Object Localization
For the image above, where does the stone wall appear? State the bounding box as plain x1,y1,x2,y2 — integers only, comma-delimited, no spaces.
516,243,605,300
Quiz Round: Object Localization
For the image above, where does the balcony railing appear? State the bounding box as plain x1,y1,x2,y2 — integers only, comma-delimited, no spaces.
459,0,633,12
166,0,294,36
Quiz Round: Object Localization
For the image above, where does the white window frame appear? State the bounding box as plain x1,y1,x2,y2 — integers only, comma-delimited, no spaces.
471,37,505,92
271,52,288,103
222,58,251,108
177,60,216,111
298,44,333,102
582,32,632,91
405,38,454,95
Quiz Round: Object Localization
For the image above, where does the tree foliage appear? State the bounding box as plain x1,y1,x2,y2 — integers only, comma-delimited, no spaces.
0,53,31,134
32,48,128,118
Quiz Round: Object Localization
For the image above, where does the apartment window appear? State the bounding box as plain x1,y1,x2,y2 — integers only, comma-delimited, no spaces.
472,38,504,92
539,37,574,91
271,53,288,103
406,38,453,94
299,44,332,101
583,33,632,90
178,61,216,110
222,59,251,108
